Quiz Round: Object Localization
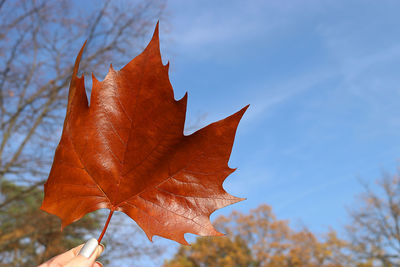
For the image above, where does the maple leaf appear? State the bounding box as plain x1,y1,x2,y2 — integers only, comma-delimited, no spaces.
40,22,248,245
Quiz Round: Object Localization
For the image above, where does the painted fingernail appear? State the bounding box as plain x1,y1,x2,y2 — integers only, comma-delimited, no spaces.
78,238,98,258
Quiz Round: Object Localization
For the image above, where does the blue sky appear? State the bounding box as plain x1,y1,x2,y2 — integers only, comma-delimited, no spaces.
154,0,400,239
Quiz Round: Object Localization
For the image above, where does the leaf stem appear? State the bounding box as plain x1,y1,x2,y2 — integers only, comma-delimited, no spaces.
98,209,114,243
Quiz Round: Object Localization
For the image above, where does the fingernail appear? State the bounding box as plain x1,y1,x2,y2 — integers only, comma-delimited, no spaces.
95,261,103,267
78,238,98,258
96,245,104,257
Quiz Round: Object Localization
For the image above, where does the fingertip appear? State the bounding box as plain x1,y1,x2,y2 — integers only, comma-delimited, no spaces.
72,243,85,256
96,245,104,257
94,261,103,267
99,243,105,253
89,245,104,260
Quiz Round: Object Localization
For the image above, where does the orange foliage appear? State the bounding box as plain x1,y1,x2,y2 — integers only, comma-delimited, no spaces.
165,205,351,267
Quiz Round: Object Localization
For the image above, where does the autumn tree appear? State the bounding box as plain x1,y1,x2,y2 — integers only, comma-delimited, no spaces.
164,204,352,267
0,0,166,265
0,180,100,265
164,235,254,267
346,174,400,266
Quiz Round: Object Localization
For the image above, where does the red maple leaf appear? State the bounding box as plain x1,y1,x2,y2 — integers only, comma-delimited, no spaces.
41,23,248,245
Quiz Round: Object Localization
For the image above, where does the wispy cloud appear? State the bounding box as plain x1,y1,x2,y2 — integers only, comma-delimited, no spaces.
245,70,334,123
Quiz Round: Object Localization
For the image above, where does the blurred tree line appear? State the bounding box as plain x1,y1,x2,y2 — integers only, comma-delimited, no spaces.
0,0,166,266
165,175,400,267
0,0,400,267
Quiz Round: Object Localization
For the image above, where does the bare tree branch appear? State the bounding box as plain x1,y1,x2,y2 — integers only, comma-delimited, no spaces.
347,174,400,266
0,0,168,265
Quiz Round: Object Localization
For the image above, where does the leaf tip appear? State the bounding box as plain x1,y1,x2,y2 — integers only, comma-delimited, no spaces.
179,235,190,246
122,21,162,71
227,105,249,127
144,231,155,243
179,91,188,102
238,197,247,202
151,20,160,44
215,231,225,237
239,104,250,115
73,41,87,78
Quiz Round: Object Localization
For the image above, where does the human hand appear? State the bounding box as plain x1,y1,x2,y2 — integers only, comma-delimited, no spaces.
38,238,104,267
